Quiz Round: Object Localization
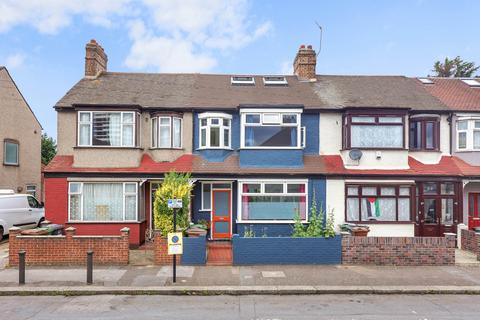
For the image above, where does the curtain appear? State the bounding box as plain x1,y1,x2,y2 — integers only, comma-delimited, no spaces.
108,113,121,146
290,127,297,146
398,198,410,221
122,124,134,146
245,127,254,146
83,183,123,221
351,125,403,148
346,198,359,221
69,195,81,220
173,118,181,148
79,124,90,145
361,198,396,221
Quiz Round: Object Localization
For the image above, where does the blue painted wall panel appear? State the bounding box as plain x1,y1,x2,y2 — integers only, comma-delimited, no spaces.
239,149,303,168
303,113,319,155
232,235,342,265
181,235,207,265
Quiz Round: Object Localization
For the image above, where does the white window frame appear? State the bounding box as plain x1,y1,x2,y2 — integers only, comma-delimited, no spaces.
237,179,308,223
68,182,138,222
3,140,19,165
151,116,183,149
200,181,233,211
240,109,303,149
198,112,232,150
456,117,480,151
26,185,37,198
77,111,137,147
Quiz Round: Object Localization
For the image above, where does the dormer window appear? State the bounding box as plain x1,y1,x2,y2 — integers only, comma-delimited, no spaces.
198,113,232,149
78,111,137,147
263,76,288,86
151,114,183,149
343,112,405,149
231,76,255,86
240,109,304,149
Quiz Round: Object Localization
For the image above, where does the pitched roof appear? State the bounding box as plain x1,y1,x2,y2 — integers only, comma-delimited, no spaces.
55,72,448,111
416,78,480,111
312,75,448,110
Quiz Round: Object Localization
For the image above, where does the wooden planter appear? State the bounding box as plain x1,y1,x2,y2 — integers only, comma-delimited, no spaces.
351,228,369,237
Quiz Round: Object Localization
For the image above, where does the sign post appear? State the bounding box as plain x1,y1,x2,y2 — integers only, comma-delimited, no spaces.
167,199,183,283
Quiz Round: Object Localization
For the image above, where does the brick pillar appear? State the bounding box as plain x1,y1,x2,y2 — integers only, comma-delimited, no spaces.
120,227,130,264
8,227,21,266
154,230,173,265
65,226,76,239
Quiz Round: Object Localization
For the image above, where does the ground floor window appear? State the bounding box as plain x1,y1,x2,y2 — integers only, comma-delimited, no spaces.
26,185,37,198
346,184,412,222
238,180,307,221
68,182,138,222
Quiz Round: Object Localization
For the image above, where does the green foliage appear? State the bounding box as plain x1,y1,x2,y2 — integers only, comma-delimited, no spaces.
292,190,334,238
243,225,255,237
292,210,307,237
153,171,193,236
324,209,336,238
41,133,57,165
433,56,479,77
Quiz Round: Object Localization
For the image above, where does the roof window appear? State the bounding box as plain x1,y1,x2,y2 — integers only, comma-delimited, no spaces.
418,78,434,84
231,76,255,86
263,76,288,86
461,79,480,87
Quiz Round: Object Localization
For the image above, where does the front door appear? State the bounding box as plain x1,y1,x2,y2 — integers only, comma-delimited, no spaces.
211,190,231,239
469,193,480,230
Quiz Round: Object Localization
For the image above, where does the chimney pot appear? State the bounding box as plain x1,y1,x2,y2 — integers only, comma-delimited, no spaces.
293,44,316,80
85,39,108,78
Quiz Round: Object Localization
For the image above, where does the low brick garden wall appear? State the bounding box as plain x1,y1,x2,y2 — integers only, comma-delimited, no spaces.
232,235,342,265
342,235,456,266
9,227,130,266
461,229,479,255
153,231,207,265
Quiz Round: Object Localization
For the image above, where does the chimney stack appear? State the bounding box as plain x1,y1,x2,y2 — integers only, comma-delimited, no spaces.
293,44,316,80
85,39,108,78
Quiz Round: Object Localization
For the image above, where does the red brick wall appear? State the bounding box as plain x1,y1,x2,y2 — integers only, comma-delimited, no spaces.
461,229,478,254
154,231,173,265
342,235,456,266
44,177,146,246
9,227,129,266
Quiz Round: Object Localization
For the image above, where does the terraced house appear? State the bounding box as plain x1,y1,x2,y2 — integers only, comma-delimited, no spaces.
43,40,480,246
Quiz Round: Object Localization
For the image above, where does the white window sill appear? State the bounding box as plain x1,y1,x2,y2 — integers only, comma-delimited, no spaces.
236,220,308,224
456,149,480,152
197,147,233,151
240,147,303,150
149,147,184,150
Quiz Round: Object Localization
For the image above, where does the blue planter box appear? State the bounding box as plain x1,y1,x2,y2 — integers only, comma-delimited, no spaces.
180,235,207,265
232,234,342,265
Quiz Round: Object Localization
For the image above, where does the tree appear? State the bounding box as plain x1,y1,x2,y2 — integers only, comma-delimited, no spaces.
41,133,57,165
153,171,193,236
432,56,479,77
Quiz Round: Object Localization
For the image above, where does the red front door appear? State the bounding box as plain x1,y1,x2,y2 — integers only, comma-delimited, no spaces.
469,193,480,230
211,190,231,239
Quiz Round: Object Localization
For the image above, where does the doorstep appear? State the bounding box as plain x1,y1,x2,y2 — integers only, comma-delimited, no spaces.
207,241,232,266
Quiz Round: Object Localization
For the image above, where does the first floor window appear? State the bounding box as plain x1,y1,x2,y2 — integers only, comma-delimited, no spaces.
457,119,480,150
78,111,136,147
409,117,439,150
68,182,138,221
346,185,412,222
345,114,405,149
3,140,19,165
199,113,231,149
239,181,307,221
151,115,182,148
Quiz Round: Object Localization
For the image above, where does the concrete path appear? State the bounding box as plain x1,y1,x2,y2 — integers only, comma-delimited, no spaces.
1,294,480,319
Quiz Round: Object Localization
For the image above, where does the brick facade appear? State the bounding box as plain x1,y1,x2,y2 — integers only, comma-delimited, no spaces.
293,45,316,80
461,229,479,255
154,232,173,265
342,235,456,266
9,227,129,266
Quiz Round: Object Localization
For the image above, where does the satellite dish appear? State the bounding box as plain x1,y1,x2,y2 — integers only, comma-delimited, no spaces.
349,149,363,161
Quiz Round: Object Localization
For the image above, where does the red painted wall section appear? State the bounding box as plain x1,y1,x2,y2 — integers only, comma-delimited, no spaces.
44,177,145,246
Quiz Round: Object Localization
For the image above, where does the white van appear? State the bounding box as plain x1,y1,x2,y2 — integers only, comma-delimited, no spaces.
0,190,45,239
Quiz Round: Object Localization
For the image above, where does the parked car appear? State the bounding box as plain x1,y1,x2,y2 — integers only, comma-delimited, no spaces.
0,190,45,239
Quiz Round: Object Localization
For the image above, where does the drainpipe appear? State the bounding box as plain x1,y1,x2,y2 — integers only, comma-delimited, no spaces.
447,113,453,155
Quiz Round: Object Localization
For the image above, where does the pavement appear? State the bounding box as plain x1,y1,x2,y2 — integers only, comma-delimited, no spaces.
2,294,480,319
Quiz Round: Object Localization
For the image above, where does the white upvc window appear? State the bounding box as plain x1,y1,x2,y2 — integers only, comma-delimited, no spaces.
3,140,19,165
198,113,232,149
68,182,138,222
237,180,308,223
77,111,136,147
151,116,183,149
26,185,37,198
240,109,304,149
456,118,480,151
200,182,233,211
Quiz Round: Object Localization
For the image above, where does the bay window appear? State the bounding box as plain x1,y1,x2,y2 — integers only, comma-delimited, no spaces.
241,109,304,148
344,113,405,149
346,185,412,222
239,181,307,221
78,111,137,147
457,118,480,151
151,115,182,148
198,113,231,149
68,182,138,221
409,117,440,150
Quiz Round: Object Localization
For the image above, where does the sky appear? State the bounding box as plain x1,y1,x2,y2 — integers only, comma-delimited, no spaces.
1,0,479,138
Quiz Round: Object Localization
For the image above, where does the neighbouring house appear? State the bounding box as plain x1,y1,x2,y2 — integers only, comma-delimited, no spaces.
0,66,43,200
43,40,480,247
419,78,480,230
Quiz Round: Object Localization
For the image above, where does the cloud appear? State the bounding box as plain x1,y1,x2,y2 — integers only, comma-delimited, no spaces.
125,0,272,72
5,53,26,69
279,60,293,75
0,0,132,34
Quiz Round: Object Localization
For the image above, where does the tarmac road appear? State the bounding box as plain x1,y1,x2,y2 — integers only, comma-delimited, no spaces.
1,294,479,320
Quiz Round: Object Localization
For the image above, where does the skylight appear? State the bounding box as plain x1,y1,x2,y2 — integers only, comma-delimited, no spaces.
461,79,480,87
418,78,434,84
263,76,288,86
231,76,255,86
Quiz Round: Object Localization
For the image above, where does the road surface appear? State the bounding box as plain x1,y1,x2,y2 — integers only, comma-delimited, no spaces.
1,294,479,319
